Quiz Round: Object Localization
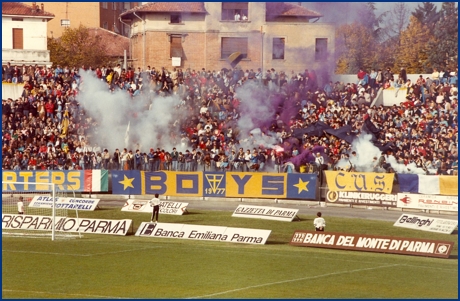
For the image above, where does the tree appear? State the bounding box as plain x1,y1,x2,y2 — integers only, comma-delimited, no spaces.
412,2,441,35
356,2,389,42
426,2,458,70
48,25,112,68
384,2,410,44
394,16,433,73
335,22,380,73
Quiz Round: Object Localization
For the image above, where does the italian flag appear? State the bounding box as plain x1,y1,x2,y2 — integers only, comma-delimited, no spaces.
83,170,109,192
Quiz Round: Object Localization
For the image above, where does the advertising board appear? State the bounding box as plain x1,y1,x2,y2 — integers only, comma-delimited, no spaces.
121,199,188,215
29,196,100,211
397,193,458,212
135,222,271,244
393,214,458,234
290,230,454,258
2,214,131,235
326,191,397,207
232,205,299,221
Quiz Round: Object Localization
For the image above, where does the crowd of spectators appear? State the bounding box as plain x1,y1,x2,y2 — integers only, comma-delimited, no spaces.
2,61,458,176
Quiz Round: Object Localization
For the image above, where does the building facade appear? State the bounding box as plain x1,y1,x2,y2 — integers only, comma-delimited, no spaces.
2,2,54,66
22,2,140,38
121,2,335,77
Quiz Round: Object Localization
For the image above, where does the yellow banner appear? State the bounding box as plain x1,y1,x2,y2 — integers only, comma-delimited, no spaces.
439,176,458,196
324,171,394,193
226,172,287,198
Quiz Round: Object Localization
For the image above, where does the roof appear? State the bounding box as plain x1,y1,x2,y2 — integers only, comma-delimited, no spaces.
87,28,129,57
266,2,322,18
121,2,206,18
2,2,54,18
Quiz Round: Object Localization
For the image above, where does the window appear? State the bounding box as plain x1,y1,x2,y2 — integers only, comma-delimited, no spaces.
315,38,328,61
103,22,108,30
12,28,23,49
272,38,285,60
221,2,248,21
123,2,131,11
60,19,70,27
170,35,183,58
170,14,182,24
102,2,108,9
112,2,117,10
221,37,248,59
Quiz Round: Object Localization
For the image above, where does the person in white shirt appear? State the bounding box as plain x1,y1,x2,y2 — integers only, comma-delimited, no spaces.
315,152,324,168
17,196,25,214
149,193,161,223
313,212,326,231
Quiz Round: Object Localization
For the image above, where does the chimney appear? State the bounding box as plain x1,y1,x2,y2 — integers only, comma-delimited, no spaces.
41,3,44,11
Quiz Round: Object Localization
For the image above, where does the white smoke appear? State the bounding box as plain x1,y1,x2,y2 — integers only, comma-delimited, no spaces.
335,134,427,174
77,69,182,153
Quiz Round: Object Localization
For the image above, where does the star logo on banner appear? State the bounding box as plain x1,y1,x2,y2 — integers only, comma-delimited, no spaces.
119,175,135,190
293,178,309,194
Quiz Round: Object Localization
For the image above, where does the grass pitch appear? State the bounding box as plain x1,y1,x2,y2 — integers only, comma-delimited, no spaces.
2,207,458,299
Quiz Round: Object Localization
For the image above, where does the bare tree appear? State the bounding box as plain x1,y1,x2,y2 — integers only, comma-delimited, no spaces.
384,2,410,44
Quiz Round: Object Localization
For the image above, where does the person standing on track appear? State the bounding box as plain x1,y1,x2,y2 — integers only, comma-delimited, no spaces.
17,196,24,214
149,193,161,223
313,212,326,231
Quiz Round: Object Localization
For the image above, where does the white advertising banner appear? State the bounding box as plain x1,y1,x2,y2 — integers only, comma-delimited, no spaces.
135,222,271,244
393,214,458,234
2,214,131,235
121,199,188,215
232,205,299,222
326,191,397,207
29,196,100,211
397,193,458,212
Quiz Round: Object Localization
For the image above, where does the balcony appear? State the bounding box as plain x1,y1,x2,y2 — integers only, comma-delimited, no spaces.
2,49,52,67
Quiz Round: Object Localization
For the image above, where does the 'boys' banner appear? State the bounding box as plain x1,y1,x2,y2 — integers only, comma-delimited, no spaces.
324,171,394,193
111,171,317,199
2,170,108,192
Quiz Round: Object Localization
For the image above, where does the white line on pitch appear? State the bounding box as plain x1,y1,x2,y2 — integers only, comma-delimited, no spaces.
2,246,161,257
399,263,458,272
2,289,130,299
187,264,401,299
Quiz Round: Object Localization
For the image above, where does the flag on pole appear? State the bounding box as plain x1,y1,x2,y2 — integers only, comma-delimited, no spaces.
124,121,130,149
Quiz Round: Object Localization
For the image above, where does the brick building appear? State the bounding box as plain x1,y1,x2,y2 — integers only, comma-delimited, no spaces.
120,2,335,77
23,2,140,38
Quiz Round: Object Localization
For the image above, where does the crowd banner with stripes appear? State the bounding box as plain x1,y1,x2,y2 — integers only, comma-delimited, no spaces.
2,170,108,192
324,171,394,193
398,174,458,196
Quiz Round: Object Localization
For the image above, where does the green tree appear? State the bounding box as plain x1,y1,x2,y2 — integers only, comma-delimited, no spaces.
394,16,432,73
356,2,389,42
426,2,458,70
335,22,380,73
412,2,441,35
48,25,112,68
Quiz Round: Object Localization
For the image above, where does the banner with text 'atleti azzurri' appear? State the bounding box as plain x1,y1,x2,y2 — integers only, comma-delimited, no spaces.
2,170,108,192
111,171,317,200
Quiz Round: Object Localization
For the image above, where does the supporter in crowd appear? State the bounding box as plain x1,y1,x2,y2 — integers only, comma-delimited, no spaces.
2,62,458,176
